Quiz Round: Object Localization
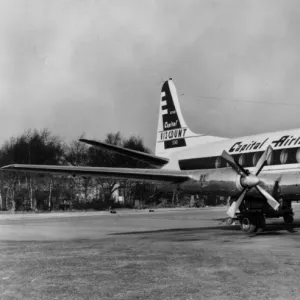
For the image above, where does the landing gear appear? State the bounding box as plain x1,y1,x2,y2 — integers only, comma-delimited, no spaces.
238,213,266,233
256,214,266,233
231,196,295,234
283,213,294,224
239,215,257,233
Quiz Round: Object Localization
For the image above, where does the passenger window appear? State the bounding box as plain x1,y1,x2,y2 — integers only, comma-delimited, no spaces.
238,154,245,166
267,152,273,165
252,152,261,166
296,148,300,163
280,149,288,164
215,157,221,168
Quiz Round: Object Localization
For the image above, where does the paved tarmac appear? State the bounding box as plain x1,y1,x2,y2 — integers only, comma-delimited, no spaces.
2,206,300,299
0,207,228,241
1,205,300,241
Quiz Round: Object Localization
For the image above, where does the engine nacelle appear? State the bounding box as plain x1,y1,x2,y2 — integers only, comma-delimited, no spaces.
178,168,243,196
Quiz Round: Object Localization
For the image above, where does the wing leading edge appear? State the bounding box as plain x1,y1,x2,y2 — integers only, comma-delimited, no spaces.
1,164,191,183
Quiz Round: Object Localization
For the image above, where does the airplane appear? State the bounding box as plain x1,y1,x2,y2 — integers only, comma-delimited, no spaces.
2,78,300,233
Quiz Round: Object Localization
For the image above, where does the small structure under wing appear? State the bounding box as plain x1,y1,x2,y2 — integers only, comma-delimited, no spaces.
1,164,190,183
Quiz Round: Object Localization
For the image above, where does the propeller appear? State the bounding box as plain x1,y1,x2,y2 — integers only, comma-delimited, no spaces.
222,145,280,218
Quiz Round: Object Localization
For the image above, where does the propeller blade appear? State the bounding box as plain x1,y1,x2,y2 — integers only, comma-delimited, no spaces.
256,185,280,211
253,146,273,176
227,189,247,218
221,150,248,176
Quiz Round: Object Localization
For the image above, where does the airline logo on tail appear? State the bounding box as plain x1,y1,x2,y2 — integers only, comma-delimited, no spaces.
159,79,187,149
155,78,222,156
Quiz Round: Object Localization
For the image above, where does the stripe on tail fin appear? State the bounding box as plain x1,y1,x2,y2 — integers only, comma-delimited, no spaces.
155,79,225,156
160,79,189,149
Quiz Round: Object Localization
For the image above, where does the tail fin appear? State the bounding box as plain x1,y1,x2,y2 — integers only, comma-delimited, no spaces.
155,78,224,156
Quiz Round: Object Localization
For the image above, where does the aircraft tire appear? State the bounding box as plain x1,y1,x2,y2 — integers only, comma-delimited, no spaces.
256,214,266,233
240,216,257,233
283,214,294,224
226,217,234,225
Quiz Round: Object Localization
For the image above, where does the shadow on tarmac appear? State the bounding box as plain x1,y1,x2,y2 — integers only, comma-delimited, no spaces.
110,222,300,239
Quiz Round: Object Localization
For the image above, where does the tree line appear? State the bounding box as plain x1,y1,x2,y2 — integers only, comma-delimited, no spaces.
0,129,160,211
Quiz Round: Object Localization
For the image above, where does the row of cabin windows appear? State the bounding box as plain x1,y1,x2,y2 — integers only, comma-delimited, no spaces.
214,147,300,168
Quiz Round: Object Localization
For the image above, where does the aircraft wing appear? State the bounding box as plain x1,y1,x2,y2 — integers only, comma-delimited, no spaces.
1,164,191,183
79,139,169,167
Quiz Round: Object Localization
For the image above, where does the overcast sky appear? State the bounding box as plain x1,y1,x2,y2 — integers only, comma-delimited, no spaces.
0,0,300,151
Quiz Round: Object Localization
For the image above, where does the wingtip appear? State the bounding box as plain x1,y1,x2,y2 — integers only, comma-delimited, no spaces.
1,164,15,170
79,138,99,144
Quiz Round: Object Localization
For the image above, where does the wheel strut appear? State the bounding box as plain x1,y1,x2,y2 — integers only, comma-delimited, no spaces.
256,214,266,233
283,213,294,224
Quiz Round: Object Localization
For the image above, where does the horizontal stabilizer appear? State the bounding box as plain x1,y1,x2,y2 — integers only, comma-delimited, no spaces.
1,164,190,183
80,139,169,167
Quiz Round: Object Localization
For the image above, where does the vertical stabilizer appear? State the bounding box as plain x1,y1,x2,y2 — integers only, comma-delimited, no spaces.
155,79,224,156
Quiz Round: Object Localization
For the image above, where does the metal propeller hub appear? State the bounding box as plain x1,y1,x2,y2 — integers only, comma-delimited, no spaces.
240,173,260,188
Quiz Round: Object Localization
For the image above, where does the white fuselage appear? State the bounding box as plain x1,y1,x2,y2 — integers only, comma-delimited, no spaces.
164,128,300,174
155,128,300,201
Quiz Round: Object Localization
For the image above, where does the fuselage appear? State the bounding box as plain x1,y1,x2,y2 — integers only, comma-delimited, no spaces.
164,128,300,172
160,128,300,200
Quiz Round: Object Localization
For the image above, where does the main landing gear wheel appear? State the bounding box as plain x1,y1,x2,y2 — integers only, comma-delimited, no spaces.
240,216,257,233
256,215,266,233
283,214,294,224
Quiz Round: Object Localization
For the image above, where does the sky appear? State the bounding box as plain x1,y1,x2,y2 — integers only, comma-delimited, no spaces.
0,0,300,151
